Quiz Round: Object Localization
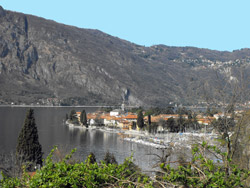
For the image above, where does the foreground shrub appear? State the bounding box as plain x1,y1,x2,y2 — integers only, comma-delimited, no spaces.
158,142,250,187
0,147,152,188
1,143,250,187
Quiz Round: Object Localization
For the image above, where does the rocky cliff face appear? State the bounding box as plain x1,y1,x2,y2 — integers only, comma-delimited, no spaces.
1,6,250,106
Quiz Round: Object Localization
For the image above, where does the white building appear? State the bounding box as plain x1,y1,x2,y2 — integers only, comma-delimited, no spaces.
110,109,122,117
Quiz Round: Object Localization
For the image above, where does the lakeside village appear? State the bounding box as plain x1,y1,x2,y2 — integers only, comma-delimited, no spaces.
65,105,246,149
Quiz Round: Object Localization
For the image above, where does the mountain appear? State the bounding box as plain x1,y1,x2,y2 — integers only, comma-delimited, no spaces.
1,6,250,107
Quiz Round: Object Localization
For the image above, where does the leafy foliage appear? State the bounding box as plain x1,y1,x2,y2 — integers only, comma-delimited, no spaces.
1,148,152,187
2,143,250,187
159,142,250,187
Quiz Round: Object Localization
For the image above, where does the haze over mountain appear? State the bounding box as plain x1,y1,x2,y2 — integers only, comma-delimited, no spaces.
0,6,250,106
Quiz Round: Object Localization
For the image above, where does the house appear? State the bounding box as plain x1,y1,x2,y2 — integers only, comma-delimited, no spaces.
110,109,122,117
197,118,214,125
163,114,179,119
118,121,131,130
89,118,104,126
103,116,121,127
214,113,224,120
124,114,137,122
87,113,104,126
157,125,164,132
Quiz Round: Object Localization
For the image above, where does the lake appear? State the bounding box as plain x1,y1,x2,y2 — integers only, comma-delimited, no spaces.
0,106,161,172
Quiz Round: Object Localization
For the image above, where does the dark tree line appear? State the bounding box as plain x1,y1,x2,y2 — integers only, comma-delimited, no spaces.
147,115,201,134
144,106,175,116
67,109,88,126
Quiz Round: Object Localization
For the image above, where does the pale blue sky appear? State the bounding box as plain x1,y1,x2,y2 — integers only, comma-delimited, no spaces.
1,0,249,51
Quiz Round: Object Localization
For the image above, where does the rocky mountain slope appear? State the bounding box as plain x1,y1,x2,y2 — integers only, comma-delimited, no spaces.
0,6,250,106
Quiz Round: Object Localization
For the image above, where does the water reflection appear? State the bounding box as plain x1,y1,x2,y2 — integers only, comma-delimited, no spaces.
0,107,162,172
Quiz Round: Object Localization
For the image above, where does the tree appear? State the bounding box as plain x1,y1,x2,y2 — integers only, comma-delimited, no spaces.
101,107,113,113
144,106,174,116
166,117,176,132
205,107,213,117
69,109,76,120
137,110,144,129
131,121,137,130
86,152,96,164
177,111,186,132
231,110,250,170
103,151,117,165
80,109,87,125
69,109,79,124
0,151,21,177
147,114,151,126
159,142,250,187
148,123,158,134
201,68,250,176
16,109,43,170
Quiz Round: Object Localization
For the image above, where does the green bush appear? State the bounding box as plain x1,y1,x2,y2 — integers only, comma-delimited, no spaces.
159,142,250,187
0,147,152,188
1,143,250,187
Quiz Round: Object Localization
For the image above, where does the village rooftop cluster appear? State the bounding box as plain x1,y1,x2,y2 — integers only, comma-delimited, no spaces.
68,108,244,132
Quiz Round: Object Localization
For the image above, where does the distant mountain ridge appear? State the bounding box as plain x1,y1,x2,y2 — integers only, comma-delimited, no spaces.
0,6,250,106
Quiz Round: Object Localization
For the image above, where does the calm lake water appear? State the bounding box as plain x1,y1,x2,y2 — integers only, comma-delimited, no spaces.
0,107,161,172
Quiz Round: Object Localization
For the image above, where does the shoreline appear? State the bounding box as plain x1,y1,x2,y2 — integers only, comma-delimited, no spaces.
0,105,139,108
0,105,115,108
65,122,218,149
